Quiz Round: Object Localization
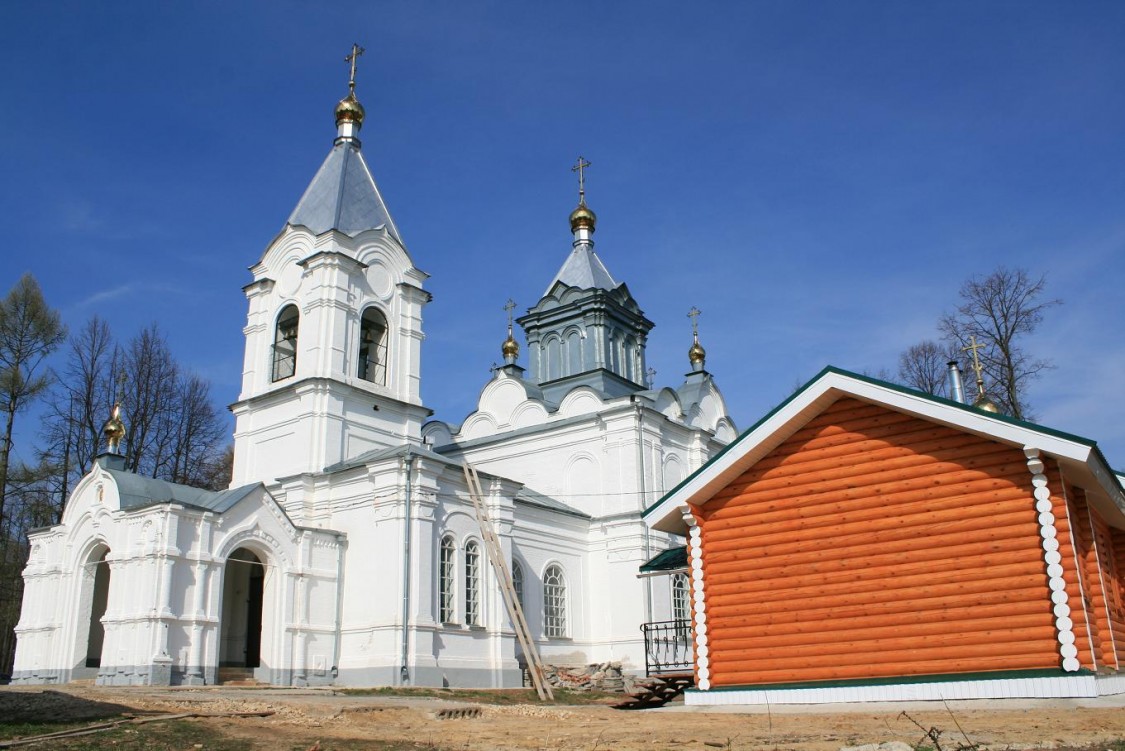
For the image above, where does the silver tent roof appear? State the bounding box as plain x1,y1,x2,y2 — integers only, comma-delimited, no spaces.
544,244,617,294
287,142,402,241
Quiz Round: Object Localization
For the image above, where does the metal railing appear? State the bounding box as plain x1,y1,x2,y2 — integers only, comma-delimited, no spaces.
640,619,693,675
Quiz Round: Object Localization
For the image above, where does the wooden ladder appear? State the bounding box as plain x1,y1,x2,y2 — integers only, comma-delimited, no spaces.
462,463,554,701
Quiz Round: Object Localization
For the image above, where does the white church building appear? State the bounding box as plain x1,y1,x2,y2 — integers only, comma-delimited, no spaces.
11,67,735,687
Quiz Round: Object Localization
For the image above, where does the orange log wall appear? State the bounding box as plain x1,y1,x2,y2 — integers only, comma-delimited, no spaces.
698,397,1081,687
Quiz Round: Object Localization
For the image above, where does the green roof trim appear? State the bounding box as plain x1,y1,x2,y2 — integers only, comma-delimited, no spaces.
639,546,687,573
643,364,1117,520
689,667,1095,694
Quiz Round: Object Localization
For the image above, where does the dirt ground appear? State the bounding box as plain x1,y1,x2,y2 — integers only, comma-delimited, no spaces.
3,685,1125,751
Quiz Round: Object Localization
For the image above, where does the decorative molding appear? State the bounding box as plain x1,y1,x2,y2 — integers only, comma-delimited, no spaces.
1024,446,1080,672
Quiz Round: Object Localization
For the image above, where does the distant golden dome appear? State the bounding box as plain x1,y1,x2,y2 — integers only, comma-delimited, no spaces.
973,395,1001,413
102,404,126,453
569,202,597,233
689,339,706,366
502,334,520,359
335,92,366,127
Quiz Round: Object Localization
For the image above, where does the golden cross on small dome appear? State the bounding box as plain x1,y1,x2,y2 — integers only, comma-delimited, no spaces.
688,306,702,337
962,335,987,395
504,298,516,332
572,156,592,205
345,43,366,93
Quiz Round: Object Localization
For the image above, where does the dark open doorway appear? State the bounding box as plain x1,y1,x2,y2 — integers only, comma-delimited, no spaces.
220,548,264,668
84,548,111,668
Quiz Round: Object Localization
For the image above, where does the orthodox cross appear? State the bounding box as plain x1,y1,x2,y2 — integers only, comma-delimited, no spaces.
504,298,516,335
572,156,591,204
688,306,702,338
345,43,366,93
646,367,657,389
962,335,987,395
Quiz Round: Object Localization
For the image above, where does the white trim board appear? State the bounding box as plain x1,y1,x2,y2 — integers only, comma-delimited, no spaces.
685,675,1113,705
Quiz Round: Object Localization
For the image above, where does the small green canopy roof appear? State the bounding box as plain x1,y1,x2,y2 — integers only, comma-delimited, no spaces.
639,546,687,573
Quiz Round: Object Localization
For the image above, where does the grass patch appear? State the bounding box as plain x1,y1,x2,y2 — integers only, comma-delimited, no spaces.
336,686,617,705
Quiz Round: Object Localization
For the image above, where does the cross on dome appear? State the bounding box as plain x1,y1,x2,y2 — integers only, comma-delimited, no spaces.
572,156,592,205
345,43,365,94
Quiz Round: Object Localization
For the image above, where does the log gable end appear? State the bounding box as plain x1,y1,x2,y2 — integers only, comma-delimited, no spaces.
698,396,1077,688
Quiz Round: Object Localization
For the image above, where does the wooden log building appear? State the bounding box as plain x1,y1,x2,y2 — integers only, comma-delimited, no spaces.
642,367,1125,705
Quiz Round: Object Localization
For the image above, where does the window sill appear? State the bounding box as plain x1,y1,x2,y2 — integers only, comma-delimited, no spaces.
468,625,487,632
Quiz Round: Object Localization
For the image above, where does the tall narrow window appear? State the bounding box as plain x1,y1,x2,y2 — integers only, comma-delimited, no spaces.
511,559,524,610
671,573,690,624
358,308,388,385
465,541,481,626
543,564,567,638
272,305,299,381
439,536,456,624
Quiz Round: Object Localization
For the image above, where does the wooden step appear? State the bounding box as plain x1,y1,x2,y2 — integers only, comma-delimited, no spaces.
613,674,694,710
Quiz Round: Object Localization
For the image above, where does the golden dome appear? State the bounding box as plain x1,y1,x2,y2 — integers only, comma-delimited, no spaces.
502,334,520,359
335,92,366,127
569,202,597,233
689,339,706,366
102,404,126,452
973,395,1001,413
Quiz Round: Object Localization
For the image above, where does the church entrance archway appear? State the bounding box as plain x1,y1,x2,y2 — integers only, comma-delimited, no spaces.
80,545,111,671
220,548,266,669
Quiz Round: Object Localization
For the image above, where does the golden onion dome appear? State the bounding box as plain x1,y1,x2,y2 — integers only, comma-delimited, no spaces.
502,334,520,359
688,339,707,366
973,395,1001,413
569,202,597,233
335,92,366,127
102,404,126,451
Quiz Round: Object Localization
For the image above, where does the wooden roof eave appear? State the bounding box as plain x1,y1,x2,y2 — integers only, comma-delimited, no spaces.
642,366,1125,534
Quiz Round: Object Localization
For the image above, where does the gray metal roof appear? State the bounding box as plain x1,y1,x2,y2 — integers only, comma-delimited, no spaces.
544,244,617,294
106,469,261,514
287,142,402,241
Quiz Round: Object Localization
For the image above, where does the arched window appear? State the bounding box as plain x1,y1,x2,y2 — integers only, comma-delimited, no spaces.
511,559,525,610
566,330,582,375
543,564,567,638
272,305,299,381
439,536,456,624
545,336,562,381
671,573,690,624
358,308,388,384
465,540,482,626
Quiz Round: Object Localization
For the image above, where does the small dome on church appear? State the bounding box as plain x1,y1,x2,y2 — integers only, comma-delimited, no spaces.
689,339,706,367
502,334,520,359
973,395,1001,413
569,203,597,233
335,92,366,127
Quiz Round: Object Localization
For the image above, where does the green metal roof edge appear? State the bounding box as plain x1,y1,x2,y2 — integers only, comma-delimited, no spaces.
643,364,1112,520
639,545,687,573
688,667,1094,694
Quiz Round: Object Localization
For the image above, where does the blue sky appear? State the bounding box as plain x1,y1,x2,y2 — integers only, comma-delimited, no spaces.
2,2,1124,466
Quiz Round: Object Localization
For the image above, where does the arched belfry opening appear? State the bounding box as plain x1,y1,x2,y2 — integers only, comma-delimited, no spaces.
272,305,300,382
220,548,266,670
358,307,388,384
80,545,111,671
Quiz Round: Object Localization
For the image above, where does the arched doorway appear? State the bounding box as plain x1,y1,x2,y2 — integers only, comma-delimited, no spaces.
82,546,111,670
220,548,265,669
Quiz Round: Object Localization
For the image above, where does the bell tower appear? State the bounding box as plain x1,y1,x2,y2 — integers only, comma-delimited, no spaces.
230,48,430,487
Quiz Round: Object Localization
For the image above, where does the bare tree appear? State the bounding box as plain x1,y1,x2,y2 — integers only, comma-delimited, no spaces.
938,267,1060,419
0,274,66,533
38,317,117,507
167,374,226,487
897,340,958,398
